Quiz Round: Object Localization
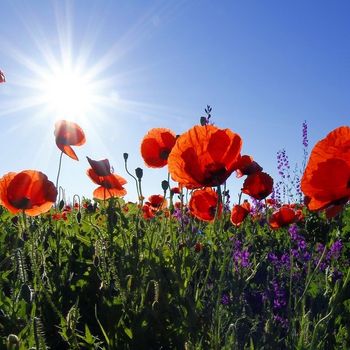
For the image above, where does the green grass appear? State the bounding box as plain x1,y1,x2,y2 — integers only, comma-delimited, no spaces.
1,199,350,349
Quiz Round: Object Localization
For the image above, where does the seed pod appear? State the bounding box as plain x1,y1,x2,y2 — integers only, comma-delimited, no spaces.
59,199,65,211
19,284,32,303
135,167,143,180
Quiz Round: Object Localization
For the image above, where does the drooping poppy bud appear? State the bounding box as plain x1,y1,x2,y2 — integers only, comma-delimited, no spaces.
54,120,86,160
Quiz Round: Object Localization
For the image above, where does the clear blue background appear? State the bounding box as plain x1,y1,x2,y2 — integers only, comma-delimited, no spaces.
0,0,349,203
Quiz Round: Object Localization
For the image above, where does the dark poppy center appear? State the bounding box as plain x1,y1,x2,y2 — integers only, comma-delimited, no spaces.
209,205,217,218
203,163,228,186
159,148,170,160
101,179,113,189
9,197,31,209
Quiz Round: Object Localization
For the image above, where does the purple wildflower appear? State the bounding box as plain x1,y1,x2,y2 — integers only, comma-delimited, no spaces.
331,269,343,282
328,240,342,260
271,280,287,310
274,315,289,329
173,208,190,226
221,293,231,306
233,249,250,268
288,224,299,240
302,120,308,148
232,239,250,269
251,198,264,215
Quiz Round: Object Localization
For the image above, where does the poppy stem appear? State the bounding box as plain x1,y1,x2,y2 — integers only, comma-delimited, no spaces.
238,191,242,205
123,158,140,203
55,151,64,200
137,177,144,207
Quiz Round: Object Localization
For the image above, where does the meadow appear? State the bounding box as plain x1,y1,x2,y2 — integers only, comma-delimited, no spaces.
0,112,349,350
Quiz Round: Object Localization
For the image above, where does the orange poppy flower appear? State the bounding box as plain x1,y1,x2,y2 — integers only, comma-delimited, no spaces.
87,160,127,200
0,170,57,216
301,126,350,212
269,206,297,229
0,70,5,83
141,128,177,168
168,125,242,188
54,120,86,160
242,172,274,200
189,187,222,222
230,204,250,226
234,155,263,178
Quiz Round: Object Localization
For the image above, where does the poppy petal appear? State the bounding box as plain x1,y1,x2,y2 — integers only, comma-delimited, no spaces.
87,157,111,176
57,143,79,161
168,125,242,188
93,186,127,200
141,128,176,168
242,172,274,200
0,70,5,83
269,207,297,229
231,204,249,226
0,170,57,216
189,187,222,222
55,120,86,160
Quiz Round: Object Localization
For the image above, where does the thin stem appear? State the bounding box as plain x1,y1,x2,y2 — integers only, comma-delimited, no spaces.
295,245,327,308
137,178,144,206
123,159,140,201
55,151,64,192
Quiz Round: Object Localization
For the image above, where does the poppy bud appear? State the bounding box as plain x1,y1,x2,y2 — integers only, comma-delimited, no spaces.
135,167,143,180
59,199,65,211
194,242,203,252
93,255,100,267
76,211,81,223
161,180,169,191
19,284,32,303
123,153,129,161
11,216,19,225
200,116,207,126
7,334,20,350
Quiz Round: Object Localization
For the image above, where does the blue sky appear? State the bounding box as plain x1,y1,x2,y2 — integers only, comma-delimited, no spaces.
0,0,349,203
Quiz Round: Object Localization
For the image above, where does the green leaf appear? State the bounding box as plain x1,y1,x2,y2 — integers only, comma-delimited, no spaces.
84,324,94,344
124,327,133,339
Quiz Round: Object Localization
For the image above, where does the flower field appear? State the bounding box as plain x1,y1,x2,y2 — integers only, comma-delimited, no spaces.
0,107,349,349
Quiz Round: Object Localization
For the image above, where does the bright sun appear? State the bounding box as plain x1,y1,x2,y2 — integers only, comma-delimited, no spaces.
39,65,95,120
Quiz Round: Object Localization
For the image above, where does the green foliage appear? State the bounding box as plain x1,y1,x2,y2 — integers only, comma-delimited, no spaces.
0,200,349,349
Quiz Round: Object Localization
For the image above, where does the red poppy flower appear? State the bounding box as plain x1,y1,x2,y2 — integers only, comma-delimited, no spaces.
168,125,242,188
194,242,203,252
145,195,168,213
171,186,180,194
301,126,350,212
142,203,155,219
174,201,183,210
269,206,298,229
234,155,263,178
0,170,57,216
266,198,277,207
87,157,111,176
0,70,5,83
241,199,251,212
141,128,177,168
230,204,250,226
54,120,86,160
242,172,274,200
189,187,222,222
87,161,127,200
